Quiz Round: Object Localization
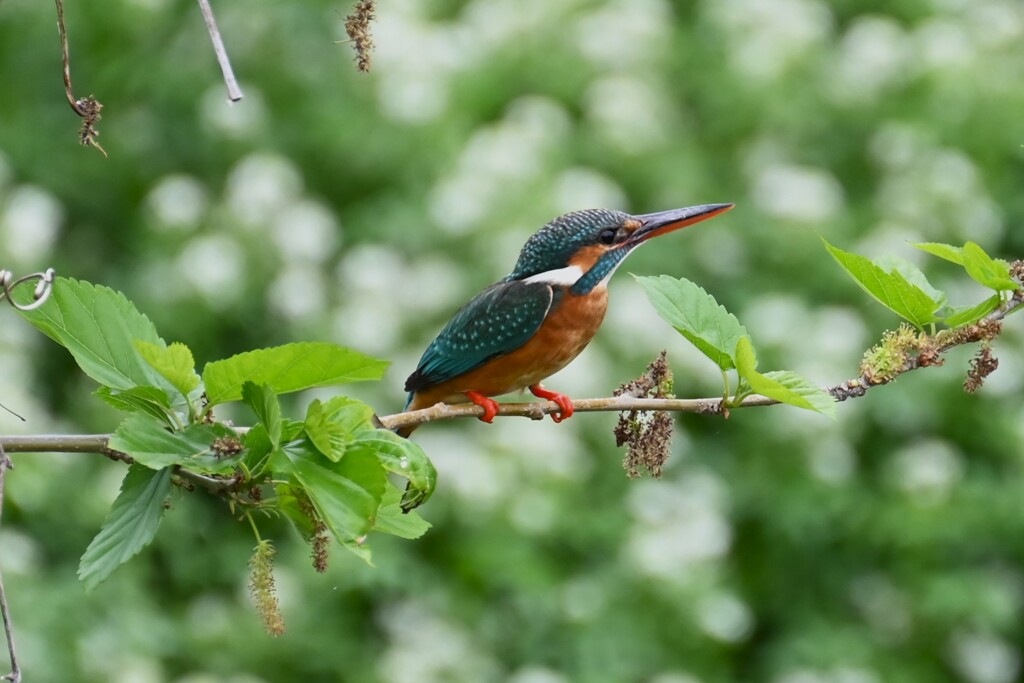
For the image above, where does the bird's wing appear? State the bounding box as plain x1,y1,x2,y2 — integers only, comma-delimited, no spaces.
405,280,556,393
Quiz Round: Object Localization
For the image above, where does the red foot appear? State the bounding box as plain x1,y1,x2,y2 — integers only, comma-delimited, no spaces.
529,384,575,423
465,391,499,424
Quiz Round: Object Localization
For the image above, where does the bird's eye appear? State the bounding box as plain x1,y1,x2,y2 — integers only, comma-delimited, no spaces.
598,228,617,245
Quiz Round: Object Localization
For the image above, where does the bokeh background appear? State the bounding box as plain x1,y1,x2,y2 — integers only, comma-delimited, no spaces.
3,0,1024,681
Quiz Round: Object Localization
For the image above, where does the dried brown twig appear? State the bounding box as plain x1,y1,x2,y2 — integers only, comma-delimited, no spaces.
196,0,243,102
614,351,675,478
55,0,106,156
0,447,20,683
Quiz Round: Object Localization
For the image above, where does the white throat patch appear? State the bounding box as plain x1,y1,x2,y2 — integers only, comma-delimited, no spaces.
523,264,585,287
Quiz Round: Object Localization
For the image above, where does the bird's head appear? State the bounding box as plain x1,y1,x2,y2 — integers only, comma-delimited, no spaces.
507,203,734,294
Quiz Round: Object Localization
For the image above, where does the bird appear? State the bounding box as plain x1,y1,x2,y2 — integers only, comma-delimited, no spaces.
400,203,734,436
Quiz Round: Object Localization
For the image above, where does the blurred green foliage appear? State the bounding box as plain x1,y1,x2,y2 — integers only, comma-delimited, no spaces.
2,0,1024,681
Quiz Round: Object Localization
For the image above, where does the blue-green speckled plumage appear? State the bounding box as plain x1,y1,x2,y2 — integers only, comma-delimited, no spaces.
508,208,630,280
405,209,631,406
404,281,561,398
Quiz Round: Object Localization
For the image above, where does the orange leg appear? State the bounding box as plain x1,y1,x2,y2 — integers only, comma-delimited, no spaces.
465,390,499,424
529,384,574,423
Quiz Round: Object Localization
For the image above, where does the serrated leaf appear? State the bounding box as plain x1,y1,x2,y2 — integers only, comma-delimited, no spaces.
108,415,241,473
275,482,316,537
303,397,375,461
202,342,389,406
15,278,168,390
823,239,943,328
912,242,964,265
242,423,274,474
634,274,748,370
303,400,344,460
374,482,431,539
78,464,172,591
759,371,837,418
279,441,386,559
318,396,376,432
134,341,200,398
944,294,1002,328
876,256,948,309
348,429,437,510
735,337,836,418
95,386,174,425
242,382,282,447
961,242,1017,291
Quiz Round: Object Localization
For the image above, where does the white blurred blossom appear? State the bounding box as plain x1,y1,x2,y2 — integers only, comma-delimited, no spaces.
226,153,303,228
950,631,1021,683
752,163,845,222
146,175,209,232
0,185,63,264
696,592,754,642
704,0,834,81
270,199,340,264
200,85,265,138
176,234,246,308
886,439,963,503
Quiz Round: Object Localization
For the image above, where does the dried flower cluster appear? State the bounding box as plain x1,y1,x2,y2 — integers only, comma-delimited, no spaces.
298,494,330,573
248,540,285,636
345,0,376,72
212,436,243,457
964,345,999,393
614,351,674,479
74,96,106,157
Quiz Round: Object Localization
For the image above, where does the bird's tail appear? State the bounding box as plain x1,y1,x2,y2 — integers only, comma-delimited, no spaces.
392,391,419,438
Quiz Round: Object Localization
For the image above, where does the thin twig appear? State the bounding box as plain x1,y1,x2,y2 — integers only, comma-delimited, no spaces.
173,467,241,493
196,0,243,102
55,0,106,156
1,434,110,453
0,446,21,683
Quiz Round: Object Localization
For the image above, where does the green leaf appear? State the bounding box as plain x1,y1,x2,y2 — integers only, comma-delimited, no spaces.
108,415,241,473
303,397,375,461
242,423,274,474
876,256,947,310
348,429,437,510
242,382,282,447
78,464,172,591
134,341,201,398
202,342,389,406
275,482,316,537
735,337,836,418
633,274,748,370
95,386,174,425
759,371,838,418
912,242,964,265
944,294,1002,328
961,242,1017,291
16,278,168,390
823,239,943,328
374,482,431,539
279,441,386,557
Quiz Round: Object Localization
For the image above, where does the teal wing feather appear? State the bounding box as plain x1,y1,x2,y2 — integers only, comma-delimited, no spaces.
405,280,555,397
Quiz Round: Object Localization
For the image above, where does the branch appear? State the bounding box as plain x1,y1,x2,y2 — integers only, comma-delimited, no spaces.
196,0,243,102
1,286,1019,454
0,447,21,683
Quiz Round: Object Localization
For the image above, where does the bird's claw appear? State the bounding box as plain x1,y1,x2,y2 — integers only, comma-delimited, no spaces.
529,385,575,423
465,391,499,423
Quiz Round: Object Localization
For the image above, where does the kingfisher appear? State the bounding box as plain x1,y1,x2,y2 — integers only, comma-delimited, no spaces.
400,203,734,436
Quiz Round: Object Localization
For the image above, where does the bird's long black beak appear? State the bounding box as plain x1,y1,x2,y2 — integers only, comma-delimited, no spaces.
627,203,734,245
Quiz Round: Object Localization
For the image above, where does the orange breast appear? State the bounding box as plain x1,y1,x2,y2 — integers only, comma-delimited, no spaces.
408,287,609,410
